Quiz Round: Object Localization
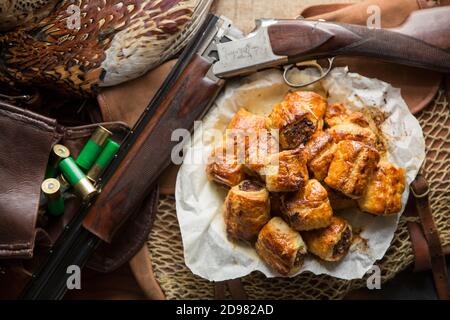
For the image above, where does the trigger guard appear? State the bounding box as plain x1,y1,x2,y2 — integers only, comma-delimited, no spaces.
283,57,335,88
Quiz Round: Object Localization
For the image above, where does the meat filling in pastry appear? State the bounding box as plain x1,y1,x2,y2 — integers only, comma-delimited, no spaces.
283,179,333,231
267,91,327,150
263,148,309,192
256,217,308,275
305,131,337,181
358,161,406,215
325,141,380,199
302,216,353,262
224,180,271,242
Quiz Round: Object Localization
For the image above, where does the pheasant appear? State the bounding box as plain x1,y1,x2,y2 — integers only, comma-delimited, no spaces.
0,0,212,96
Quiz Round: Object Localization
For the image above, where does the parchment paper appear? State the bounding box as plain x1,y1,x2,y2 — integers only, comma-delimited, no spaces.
175,67,425,281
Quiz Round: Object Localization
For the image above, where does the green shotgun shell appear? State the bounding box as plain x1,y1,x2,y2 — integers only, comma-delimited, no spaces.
59,157,98,201
46,144,70,178
87,139,120,182
41,178,65,216
76,126,112,171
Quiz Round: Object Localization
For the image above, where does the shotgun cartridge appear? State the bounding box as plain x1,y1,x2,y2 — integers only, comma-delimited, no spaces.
59,157,98,201
87,139,120,182
76,126,112,171
46,144,70,178
41,178,64,216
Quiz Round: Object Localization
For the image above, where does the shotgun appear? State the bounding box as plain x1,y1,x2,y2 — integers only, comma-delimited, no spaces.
21,7,450,299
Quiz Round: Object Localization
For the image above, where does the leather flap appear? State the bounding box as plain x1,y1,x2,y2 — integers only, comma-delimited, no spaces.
0,102,59,258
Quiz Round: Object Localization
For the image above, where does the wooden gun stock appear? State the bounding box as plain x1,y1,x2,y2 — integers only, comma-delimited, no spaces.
267,7,450,72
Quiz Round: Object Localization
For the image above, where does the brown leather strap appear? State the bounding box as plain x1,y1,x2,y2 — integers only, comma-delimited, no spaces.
411,175,450,300
214,280,248,300
129,245,165,300
214,282,227,299
408,220,433,272
404,195,433,272
446,75,450,103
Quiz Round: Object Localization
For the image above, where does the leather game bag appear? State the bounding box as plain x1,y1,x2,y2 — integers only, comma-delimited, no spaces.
0,97,159,298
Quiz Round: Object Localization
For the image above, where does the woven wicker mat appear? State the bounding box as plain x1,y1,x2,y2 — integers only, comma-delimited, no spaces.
147,90,449,300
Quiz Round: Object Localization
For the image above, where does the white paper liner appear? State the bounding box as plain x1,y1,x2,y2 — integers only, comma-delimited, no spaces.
176,67,425,281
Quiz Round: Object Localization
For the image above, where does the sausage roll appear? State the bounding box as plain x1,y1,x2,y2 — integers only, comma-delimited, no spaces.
325,103,370,128
245,131,279,175
256,217,308,275
304,131,337,181
206,144,245,188
227,108,266,132
324,140,380,199
283,179,333,231
226,109,278,175
325,186,357,210
267,91,327,149
327,122,377,147
358,161,406,215
224,180,271,241
263,148,309,192
302,216,353,262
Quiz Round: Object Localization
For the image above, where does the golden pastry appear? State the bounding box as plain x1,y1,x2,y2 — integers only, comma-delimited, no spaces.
325,103,370,128
245,131,279,176
263,148,309,192
226,108,278,175
206,109,271,187
267,91,327,149
305,131,337,181
225,108,267,161
327,122,377,147
302,216,353,262
324,140,380,199
206,144,245,188
227,108,266,132
358,161,406,215
224,180,271,242
283,179,333,231
255,217,308,275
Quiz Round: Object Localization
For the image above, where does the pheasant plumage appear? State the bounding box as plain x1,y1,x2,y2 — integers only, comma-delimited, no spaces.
0,0,59,31
0,0,212,95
